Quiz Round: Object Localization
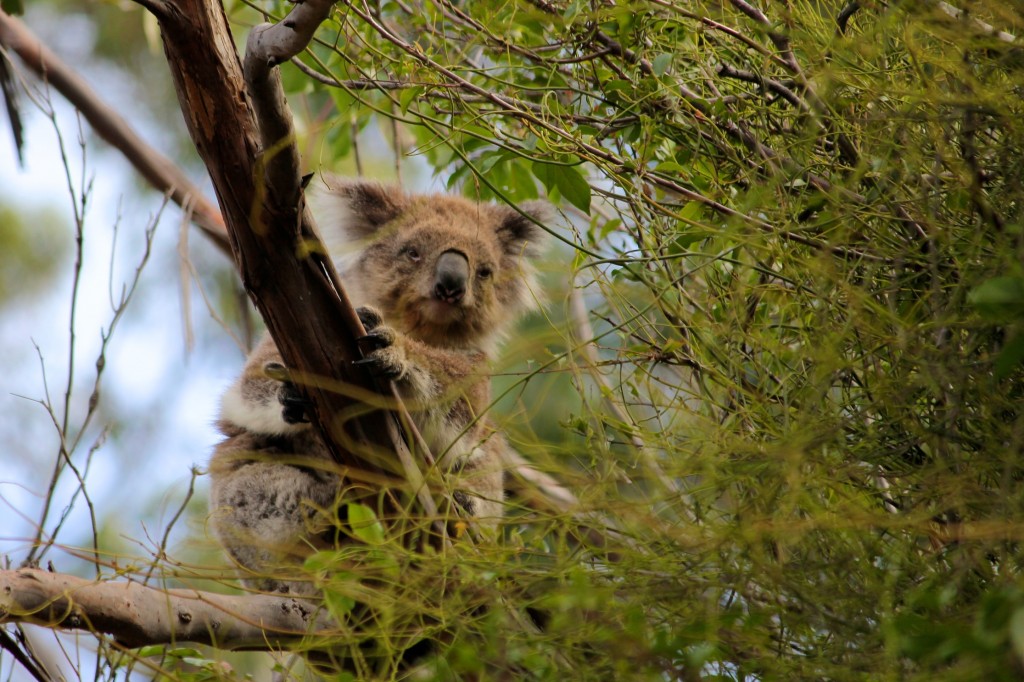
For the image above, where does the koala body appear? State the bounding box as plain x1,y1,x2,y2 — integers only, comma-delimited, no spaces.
209,178,548,595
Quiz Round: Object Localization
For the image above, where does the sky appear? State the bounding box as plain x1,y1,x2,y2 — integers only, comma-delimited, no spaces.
0,9,268,679
0,19,237,578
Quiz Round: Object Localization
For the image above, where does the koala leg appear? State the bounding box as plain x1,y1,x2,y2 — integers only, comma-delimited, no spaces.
209,434,339,596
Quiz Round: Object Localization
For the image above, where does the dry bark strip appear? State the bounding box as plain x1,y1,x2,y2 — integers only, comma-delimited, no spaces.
0,568,334,649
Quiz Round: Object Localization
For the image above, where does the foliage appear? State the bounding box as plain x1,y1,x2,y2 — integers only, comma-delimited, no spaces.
250,0,1024,679
6,0,1024,680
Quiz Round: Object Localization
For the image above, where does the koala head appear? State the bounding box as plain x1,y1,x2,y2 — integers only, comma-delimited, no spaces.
313,177,550,351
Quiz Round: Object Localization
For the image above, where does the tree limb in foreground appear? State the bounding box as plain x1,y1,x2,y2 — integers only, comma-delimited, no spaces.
242,0,446,527
0,569,334,650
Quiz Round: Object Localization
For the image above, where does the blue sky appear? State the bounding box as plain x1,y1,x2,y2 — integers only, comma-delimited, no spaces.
0,68,232,575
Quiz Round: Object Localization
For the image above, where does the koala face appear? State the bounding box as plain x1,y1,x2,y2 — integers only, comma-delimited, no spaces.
314,178,549,350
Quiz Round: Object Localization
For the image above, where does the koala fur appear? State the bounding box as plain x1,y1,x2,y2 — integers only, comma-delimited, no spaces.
208,177,548,595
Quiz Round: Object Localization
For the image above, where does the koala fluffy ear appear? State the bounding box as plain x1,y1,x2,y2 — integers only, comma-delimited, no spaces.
496,200,551,257
310,175,408,242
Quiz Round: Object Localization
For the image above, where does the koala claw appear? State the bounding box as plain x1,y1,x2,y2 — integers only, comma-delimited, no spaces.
356,306,384,330
354,306,400,379
352,354,403,380
266,364,311,424
279,381,312,424
357,329,393,352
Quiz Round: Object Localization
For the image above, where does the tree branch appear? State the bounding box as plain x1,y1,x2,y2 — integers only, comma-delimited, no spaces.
0,10,228,253
137,0,457,537
148,0,357,465
242,0,444,525
936,1,1016,43
0,569,333,650
0,628,49,682
243,1,334,197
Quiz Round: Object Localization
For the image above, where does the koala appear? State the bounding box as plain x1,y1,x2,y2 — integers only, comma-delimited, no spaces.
208,177,549,595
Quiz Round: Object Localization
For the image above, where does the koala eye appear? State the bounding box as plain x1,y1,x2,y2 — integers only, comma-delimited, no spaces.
401,245,421,262
477,266,493,280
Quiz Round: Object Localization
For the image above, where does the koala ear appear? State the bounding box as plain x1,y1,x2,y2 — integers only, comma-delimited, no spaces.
495,200,551,257
310,175,408,241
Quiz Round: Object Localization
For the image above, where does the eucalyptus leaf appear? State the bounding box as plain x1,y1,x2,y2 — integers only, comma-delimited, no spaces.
346,502,386,545
969,276,1024,321
531,161,591,214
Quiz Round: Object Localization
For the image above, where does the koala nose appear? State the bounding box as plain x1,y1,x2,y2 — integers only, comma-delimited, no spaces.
434,250,469,304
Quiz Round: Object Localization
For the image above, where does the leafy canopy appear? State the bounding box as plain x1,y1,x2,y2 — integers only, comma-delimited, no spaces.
199,0,1024,678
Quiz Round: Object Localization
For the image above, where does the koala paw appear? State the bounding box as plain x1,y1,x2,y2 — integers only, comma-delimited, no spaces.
265,362,312,425
353,306,405,380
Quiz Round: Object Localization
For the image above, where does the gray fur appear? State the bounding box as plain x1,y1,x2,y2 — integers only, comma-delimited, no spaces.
209,179,547,595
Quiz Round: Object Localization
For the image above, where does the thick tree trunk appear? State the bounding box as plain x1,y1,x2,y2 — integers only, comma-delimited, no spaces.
149,0,410,490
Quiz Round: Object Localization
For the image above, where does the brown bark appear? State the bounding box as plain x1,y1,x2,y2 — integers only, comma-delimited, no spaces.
240,2,443,520
0,569,334,649
149,0,416,495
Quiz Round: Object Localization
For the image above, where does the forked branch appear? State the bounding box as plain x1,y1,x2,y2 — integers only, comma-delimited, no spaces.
143,0,422,505
241,0,443,522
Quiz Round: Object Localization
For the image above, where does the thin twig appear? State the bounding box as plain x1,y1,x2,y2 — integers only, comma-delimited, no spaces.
0,12,228,251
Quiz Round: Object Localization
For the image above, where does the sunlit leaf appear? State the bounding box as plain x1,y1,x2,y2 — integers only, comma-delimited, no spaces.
969,276,1024,321
346,502,386,544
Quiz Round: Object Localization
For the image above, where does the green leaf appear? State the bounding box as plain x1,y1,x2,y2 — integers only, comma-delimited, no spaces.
161,647,203,659
995,333,1024,379
563,0,585,25
532,161,591,214
652,53,673,76
478,149,511,175
398,86,423,114
968,276,1024,321
1010,607,1024,660
669,229,707,252
304,549,341,573
324,589,356,617
346,502,386,544
678,201,703,222
603,79,634,93
1,0,23,15
654,161,688,175
181,657,216,668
